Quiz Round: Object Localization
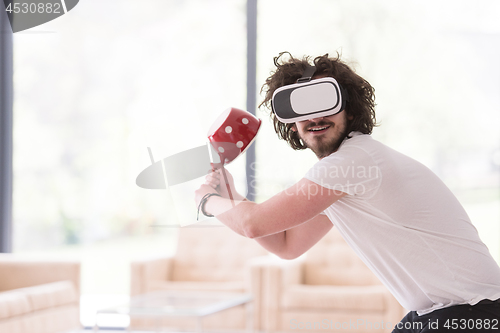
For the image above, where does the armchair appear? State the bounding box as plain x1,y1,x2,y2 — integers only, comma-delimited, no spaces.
130,225,269,332
258,228,406,333
0,254,81,333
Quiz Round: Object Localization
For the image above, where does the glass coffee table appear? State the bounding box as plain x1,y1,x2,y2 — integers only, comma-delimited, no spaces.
93,291,253,333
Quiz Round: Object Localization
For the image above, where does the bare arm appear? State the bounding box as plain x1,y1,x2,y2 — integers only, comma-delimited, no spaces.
252,213,333,259
195,169,346,259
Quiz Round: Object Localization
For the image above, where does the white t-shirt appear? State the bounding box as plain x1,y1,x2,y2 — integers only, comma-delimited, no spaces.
305,131,500,314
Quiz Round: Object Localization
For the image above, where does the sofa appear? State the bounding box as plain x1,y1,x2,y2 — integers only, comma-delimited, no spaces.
255,227,407,333
130,225,269,332
0,254,81,333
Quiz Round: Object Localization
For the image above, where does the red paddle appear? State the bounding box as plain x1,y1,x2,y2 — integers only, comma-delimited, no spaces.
207,107,262,207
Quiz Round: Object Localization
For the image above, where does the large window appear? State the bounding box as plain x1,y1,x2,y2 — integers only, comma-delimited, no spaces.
11,0,500,326
255,0,500,262
12,0,247,324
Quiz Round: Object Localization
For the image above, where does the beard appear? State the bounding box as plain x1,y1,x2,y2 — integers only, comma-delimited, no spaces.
298,120,350,159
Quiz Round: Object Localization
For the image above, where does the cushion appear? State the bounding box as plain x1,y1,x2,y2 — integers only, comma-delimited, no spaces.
0,291,31,319
282,285,388,311
8,281,77,313
172,227,267,282
0,281,78,320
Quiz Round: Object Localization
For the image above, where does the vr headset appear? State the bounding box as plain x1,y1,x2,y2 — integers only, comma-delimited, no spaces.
272,65,348,123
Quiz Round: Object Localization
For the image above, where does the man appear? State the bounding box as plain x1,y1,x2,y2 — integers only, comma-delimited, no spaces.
195,53,500,332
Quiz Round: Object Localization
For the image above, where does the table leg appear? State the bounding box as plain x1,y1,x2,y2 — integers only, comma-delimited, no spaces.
197,316,204,333
125,316,131,332
93,313,99,332
246,302,254,333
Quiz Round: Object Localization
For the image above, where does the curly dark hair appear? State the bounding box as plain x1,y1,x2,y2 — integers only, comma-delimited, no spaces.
259,52,377,150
